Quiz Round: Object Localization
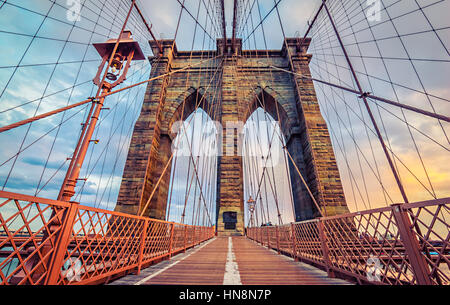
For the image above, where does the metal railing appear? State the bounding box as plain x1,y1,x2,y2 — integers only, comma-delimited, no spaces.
0,191,214,285
247,199,450,285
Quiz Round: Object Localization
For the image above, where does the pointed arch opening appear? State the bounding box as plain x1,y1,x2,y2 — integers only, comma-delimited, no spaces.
164,90,219,227
242,90,296,227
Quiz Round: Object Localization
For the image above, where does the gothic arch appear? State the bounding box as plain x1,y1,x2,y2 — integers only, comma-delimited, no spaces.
116,38,349,227
163,87,216,139
243,86,297,142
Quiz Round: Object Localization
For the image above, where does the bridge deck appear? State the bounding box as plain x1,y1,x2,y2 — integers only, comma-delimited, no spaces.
111,237,351,285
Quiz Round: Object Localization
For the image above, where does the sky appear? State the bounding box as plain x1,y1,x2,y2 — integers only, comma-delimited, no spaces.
0,0,449,227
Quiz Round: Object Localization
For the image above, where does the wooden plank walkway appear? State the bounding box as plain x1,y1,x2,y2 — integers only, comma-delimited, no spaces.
110,237,351,285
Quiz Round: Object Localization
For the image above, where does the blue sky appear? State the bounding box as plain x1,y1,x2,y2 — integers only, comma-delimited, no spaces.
0,0,153,211
0,0,449,226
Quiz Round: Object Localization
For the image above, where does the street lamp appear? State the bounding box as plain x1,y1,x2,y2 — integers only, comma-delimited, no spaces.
59,30,145,202
93,30,145,89
247,196,256,227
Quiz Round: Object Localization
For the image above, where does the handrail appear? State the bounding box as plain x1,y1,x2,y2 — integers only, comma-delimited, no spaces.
247,198,450,285
0,190,215,285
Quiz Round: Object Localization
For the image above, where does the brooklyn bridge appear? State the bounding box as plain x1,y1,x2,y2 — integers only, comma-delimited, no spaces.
0,0,449,286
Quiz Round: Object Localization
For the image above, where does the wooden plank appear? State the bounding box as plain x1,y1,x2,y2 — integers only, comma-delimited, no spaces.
112,237,351,285
233,237,351,285
142,238,228,285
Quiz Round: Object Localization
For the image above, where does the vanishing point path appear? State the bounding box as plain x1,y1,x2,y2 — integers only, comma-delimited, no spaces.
110,237,351,285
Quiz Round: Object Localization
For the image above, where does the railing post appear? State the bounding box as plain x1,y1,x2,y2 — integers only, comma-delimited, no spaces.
183,225,187,252
137,219,149,275
267,227,270,249
391,204,432,285
290,223,298,261
168,223,175,258
276,226,280,254
317,219,334,278
45,202,79,285
194,227,197,245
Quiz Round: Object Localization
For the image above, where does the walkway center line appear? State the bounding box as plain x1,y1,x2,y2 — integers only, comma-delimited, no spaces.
223,237,242,285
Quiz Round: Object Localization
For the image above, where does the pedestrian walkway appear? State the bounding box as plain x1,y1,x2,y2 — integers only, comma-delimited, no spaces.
110,237,351,285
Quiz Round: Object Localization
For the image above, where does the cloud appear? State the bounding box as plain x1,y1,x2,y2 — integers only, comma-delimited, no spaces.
1,0,448,222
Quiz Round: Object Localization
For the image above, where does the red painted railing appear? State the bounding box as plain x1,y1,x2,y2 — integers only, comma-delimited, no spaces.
0,191,214,285
247,199,450,285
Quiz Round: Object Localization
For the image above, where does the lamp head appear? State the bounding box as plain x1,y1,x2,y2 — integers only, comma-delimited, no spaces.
93,31,146,88
110,53,124,72
248,196,256,212
93,31,145,61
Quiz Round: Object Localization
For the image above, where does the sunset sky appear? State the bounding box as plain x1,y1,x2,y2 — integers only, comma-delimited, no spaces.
0,0,448,225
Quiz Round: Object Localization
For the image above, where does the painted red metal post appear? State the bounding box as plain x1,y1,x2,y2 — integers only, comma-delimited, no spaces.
168,223,175,258
317,219,334,277
60,87,110,201
267,227,270,249
291,223,298,261
193,226,197,245
276,226,280,254
59,0,137,203
137,219,149,275
391,204,432,285
45,202,80,285
262,228,265,246
183,226,187,252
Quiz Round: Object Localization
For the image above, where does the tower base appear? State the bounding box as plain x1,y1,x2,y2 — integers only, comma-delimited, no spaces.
216,207,244,236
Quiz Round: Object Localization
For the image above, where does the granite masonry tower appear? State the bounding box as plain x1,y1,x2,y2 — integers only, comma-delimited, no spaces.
115,38,349,236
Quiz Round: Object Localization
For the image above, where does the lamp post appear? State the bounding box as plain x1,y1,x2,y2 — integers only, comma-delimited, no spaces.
59,31,145,202
247,196,256,228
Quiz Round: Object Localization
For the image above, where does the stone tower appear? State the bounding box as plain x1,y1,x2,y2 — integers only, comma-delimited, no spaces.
114,38,349,236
